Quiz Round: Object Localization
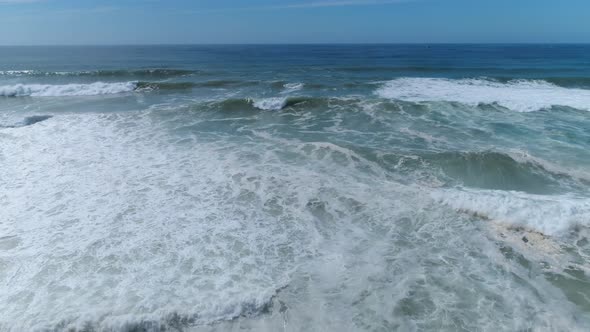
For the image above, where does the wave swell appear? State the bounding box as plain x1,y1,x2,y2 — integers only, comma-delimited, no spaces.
47,287,282,331
410,150,589,194
135,81,196,91
0,115,53,128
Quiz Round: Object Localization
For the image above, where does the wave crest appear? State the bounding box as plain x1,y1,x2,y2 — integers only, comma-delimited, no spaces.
433,188,590,236
420,150,587,193
207,96,356,111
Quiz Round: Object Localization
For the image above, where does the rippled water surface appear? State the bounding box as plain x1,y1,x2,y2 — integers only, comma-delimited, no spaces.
1,45,590,331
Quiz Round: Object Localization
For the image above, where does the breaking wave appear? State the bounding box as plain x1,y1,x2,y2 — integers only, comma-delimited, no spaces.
375,78,590,112
0,81,199,97
281,82,304,93
0,82,137,97
207,96,359,111
253,97,289,110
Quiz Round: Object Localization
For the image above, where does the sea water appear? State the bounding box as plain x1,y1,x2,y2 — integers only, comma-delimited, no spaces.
0,45,589,331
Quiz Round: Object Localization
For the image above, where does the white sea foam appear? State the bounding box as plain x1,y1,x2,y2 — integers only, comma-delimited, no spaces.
432,188,590,236
376,78,590,112
253,97,287,110
0,82,137,97
1,110,588,330
0,113,310,330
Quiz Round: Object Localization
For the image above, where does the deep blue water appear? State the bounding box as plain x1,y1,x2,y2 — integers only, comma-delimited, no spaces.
3,44,590,84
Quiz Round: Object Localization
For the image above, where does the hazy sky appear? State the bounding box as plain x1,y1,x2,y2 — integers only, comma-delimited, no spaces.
1,0,589,45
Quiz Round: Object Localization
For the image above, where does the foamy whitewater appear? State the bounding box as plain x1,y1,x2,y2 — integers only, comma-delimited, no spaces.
0,82,137,97
1,45,590,331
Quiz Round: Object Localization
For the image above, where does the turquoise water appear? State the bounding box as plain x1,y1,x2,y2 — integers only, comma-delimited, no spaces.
0,45,589,331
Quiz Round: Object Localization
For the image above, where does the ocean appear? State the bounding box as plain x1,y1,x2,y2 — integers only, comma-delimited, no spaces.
0,44,589,331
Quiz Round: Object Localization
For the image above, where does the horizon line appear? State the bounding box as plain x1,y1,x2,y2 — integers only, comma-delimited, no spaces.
1,42,590,47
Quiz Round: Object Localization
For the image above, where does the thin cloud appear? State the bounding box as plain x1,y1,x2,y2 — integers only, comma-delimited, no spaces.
184,0,410,14
46,6,119,15
0,0,44,3
281,0,409,9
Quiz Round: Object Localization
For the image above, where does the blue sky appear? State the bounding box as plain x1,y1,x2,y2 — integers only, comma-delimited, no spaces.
1,0,589,45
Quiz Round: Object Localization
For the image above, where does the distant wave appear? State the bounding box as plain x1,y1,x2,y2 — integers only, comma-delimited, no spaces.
193,80,259,88
486,76,590,89
330,65,588,77
0,82,137,97
375,78,590,112
0,81,198,97
253,97,289,110
135,81,196,91
0,69,197,78
281,82,304,94
208,97,293,111
330,66,460,73
208,96,358,111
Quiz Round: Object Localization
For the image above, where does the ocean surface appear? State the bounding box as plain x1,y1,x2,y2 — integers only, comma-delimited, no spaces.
1,44,589,331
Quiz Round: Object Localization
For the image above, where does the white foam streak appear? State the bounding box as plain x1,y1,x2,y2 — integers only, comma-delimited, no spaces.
0,70,37,76
0,82,137,97
376,78,590,112
253,82,302,110
281,82,304,94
